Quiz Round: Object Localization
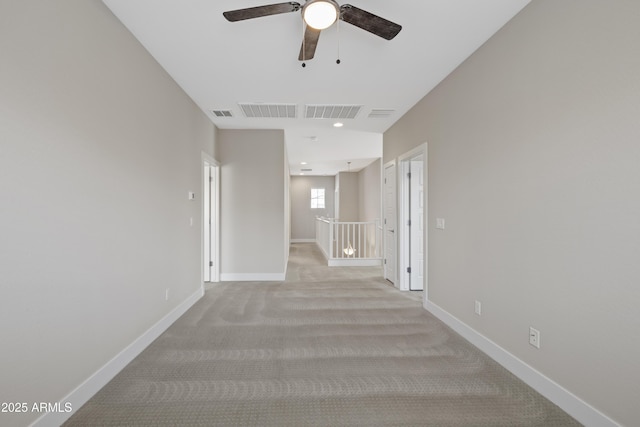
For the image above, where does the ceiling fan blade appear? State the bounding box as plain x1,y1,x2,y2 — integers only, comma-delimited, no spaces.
223,2,301,22
339,4,402,40
298,26,321,61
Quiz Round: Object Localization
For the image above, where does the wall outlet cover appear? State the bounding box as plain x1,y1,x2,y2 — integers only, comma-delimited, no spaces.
529,326,540,348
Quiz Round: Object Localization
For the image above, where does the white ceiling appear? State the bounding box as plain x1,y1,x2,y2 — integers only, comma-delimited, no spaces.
102,0,530,176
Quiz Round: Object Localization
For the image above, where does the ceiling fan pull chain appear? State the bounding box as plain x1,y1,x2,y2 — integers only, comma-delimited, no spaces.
302,22,307,68
336,17,341,64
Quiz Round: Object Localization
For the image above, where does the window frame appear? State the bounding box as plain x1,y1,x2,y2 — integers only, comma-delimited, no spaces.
310,188,325,209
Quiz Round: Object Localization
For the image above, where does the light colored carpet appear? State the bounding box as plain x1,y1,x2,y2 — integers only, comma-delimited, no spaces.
65,243,580,426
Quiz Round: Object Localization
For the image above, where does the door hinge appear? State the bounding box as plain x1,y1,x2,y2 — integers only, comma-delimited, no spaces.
407,172,411,179
209,261,213,267
407,219,411,226
407,267,411,273
384,259,387,264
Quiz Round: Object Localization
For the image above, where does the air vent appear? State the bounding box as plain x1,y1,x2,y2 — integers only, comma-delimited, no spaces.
368,109,395,118
301,168,313,172
239,103,297,118
211,109,233,117
305,104,362,119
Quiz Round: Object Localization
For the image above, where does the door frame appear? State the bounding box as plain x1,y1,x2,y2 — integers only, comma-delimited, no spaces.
398,143,428,296
202,153,220,283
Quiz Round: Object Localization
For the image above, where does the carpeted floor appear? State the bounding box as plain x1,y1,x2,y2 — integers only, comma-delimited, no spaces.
64,243,581,426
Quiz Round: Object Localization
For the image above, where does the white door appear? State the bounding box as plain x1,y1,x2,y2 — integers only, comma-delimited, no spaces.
203,165,211,282
384,163,396,284
203,161,220,282
410,157,424,291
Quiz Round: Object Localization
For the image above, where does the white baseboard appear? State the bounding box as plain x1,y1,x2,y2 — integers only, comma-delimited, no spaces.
290,238,315,243
220,273,286,281
31,287,204,427
424,300,620,427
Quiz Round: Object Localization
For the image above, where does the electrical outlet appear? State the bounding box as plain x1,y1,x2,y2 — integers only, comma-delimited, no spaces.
529,326,540,348
474,300,482,316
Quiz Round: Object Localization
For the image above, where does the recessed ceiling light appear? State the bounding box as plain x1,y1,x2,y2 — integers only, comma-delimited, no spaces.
333,122,344,128
301,161,308,165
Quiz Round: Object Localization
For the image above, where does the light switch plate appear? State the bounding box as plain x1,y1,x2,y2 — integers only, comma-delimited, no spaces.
436,218,445,230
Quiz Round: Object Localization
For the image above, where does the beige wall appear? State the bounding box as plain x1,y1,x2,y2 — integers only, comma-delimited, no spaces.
218,129,287,279
336,172,359,221
384,1,640,425
358,159,382,222
0,1,215,426
290,176,335,241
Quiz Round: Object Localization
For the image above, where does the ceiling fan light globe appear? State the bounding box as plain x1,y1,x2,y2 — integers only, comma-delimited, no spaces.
303,0,339,30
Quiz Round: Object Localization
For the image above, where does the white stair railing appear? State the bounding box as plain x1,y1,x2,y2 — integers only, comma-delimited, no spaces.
315,217,382,266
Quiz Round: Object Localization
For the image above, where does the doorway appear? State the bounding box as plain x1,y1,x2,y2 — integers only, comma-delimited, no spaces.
202,154,220,283
399,145,427,292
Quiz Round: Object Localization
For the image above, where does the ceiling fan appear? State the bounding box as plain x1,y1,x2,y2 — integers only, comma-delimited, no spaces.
223,0,401,63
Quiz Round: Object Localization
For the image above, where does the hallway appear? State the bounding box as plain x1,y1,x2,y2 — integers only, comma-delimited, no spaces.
285,243,422,305
64,243,578,426
286,242,385,281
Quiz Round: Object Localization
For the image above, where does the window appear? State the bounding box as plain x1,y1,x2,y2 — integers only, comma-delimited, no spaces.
311,188,325,209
